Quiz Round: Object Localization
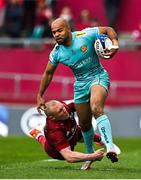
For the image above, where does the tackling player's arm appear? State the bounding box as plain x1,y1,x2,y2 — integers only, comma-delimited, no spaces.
60,147,104,163
37,63,56,113
49,125,104,163
50,127,104,163
98,26,119,58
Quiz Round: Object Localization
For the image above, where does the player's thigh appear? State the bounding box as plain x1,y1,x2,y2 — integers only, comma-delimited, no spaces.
90,85,108,108
90,70,109,108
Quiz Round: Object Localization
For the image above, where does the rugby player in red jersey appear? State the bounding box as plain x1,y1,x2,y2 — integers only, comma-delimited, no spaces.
30,100,105,170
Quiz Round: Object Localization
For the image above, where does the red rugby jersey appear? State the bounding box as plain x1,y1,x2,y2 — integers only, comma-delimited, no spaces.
44,102,82,160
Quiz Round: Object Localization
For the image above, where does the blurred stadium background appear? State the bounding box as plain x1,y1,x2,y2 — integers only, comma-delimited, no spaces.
0,0,141,138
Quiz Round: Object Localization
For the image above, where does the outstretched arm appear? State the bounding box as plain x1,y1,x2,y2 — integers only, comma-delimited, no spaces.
37,63,56,114
60,147,104,163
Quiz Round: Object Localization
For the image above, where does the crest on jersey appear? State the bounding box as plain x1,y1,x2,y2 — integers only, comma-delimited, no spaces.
80,45,88,53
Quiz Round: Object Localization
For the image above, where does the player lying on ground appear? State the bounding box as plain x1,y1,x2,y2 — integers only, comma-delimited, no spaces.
30,100,120,170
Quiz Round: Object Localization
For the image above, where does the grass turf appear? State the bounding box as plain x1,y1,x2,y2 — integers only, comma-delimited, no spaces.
0,136,141,179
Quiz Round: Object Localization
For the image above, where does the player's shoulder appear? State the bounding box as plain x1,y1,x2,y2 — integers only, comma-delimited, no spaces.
47,117,63,129
73,30,87,38
50,43,61,60
73,27,99,38
62,100,75,113
62,100,74,108
51,43,60,52
63,99,74,104
83,27,99,35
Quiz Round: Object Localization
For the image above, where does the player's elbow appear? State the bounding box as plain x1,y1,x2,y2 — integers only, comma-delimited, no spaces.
63,152,77,163
65,156,76,163
60,148,77,163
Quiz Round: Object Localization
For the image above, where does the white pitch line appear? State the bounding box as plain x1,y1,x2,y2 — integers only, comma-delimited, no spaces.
42,159,62,162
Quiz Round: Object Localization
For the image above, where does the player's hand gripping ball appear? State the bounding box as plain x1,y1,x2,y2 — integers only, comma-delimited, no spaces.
94,34,118,59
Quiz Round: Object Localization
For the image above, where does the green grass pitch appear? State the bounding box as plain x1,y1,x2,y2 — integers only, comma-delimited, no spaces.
0,136,141,179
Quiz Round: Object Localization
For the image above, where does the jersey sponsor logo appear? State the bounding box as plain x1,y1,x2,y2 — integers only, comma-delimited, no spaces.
76,31,86,37
70,57,92,69
80,45,88,53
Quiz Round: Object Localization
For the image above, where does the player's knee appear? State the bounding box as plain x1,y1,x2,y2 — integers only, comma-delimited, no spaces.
91,104,104,118
79,121,92,131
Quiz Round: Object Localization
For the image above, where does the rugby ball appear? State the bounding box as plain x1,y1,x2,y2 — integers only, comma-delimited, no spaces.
94,34,113,59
